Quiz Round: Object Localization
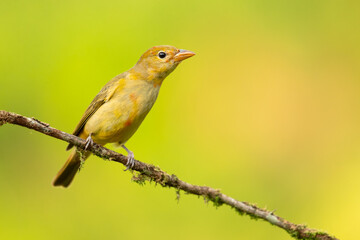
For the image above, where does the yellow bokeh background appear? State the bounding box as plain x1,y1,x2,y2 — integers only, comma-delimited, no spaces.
1,1,359,239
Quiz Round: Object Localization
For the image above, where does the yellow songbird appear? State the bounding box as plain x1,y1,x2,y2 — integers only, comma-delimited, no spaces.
53,45,195,187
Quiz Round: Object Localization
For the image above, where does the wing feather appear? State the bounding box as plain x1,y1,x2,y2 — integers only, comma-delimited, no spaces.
66,74,125,150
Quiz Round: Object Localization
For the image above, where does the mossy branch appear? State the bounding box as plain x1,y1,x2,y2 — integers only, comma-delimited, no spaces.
0,110,338,240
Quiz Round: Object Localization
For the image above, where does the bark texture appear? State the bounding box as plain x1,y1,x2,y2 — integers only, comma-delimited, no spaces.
0,110,338,240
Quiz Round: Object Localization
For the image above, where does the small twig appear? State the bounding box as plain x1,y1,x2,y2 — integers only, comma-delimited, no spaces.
0,110,338,240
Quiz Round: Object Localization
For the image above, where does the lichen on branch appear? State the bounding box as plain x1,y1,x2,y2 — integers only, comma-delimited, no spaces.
0,110,338,240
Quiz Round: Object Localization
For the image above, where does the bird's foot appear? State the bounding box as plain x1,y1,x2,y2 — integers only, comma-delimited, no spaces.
121,145,135,171
84,133,94,150
125,152,135,171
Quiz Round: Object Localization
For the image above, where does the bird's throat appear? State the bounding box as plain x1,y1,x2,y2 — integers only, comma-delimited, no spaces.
129,65,173,86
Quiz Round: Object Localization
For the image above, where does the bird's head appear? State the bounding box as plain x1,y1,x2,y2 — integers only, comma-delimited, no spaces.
131,45,195,84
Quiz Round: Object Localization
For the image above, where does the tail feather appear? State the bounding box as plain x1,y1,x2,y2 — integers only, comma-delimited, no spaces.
53,150,91,187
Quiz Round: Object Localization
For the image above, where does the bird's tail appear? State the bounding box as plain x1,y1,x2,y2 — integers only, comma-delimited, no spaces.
53,150,91,187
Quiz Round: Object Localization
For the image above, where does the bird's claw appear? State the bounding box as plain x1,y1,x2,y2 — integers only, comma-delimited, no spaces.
124,152,135,171
84,134,94,150
121,144,135,171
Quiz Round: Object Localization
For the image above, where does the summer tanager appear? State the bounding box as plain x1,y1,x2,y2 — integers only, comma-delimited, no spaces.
53,45,195,187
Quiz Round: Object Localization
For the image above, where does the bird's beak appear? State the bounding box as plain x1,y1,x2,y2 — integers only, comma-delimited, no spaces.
173,49,195,62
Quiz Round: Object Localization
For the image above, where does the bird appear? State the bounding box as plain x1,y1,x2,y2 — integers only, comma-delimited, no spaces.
53,45,195,187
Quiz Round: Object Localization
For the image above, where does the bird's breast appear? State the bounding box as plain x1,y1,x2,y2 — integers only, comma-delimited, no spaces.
85,80,161,144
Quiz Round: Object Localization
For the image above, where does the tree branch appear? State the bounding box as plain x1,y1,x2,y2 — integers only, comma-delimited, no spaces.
0,110,338,240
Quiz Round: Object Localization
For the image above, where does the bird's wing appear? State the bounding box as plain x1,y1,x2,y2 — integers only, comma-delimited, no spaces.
66,74,125,150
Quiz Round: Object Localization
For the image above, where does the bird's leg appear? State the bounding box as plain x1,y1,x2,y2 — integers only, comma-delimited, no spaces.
84,133,94,151
121,144,135,171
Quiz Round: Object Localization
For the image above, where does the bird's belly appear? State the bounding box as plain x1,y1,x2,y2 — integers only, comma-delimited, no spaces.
84,84,159,145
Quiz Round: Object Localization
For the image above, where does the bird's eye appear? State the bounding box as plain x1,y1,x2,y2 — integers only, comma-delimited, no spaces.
158,51,167,59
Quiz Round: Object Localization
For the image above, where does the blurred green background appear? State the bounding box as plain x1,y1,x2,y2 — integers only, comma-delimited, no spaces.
1,0,359,239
